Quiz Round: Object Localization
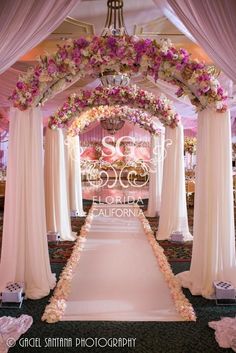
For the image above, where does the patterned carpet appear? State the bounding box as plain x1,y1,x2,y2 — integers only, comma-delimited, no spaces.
47,204,193,263
0,202,194,263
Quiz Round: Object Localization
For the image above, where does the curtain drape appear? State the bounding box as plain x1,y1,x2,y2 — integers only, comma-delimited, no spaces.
65,135,85,216
157,123,192,241
146,132,165,216
177,109,236,298
44,128,75,241
0,0,78,73
0,108,55,299
166,0,236,82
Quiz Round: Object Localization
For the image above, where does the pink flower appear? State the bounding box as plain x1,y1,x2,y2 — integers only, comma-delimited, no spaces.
16,81,24,90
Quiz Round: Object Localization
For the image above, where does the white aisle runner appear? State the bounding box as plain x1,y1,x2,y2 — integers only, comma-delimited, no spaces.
62,204,184,321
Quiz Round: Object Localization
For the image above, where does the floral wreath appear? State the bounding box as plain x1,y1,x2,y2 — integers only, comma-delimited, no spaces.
10,36,227,112
49,85,180,131
68,104,161,136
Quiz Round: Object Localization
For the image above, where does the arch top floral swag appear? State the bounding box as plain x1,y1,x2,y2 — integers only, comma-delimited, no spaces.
48,85,180,132
68,105,161,136
10,36,227,112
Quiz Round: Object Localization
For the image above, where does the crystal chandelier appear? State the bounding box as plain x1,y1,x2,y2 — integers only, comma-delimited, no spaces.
100,0,130,87
100,71,130,87
100,117,125,135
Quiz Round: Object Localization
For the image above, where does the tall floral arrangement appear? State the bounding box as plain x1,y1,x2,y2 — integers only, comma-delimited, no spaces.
48,85,180,131
184,137,197,155
10,36,227,112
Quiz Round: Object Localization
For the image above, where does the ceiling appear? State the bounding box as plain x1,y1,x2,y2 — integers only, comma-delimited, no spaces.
0,0,235,133
20,0,212,63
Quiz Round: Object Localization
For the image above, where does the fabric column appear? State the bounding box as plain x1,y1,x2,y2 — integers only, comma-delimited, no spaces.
146,132,164,216
157,123,192,241
0,107,55,299
177,109,236,298
66,135,85,216
44,127,75,241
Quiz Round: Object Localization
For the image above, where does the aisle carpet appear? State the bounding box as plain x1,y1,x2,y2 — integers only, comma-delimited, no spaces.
62,204,184,321
0,263,235,353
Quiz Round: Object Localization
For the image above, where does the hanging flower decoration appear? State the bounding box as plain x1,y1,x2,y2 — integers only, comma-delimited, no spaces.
10,36,227,112
49,85,180,131
68,105,161,136
184,137,197,154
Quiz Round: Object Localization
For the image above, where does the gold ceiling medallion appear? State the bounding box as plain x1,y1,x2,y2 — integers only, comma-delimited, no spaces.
50,17,94,40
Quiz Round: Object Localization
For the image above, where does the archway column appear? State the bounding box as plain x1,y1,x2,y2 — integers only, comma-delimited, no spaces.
177,109,236,298
157,123,192,241
0,107,55,299
65,134,85,217
44,128,75,241
146,131,165,217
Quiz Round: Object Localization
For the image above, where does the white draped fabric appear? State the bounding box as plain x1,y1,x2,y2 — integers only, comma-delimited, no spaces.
146,133,165,216
0,315,33,353
0,0,78,73
65,135,85,216
157,124,192,241
177,109,236,298
44,128,75,241
166,0,236,82
0,108,55,299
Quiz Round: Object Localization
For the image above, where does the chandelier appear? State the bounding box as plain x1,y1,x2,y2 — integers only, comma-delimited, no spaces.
101,0,128,37
100,117,125,135
100,0,130,87
100,71,130,87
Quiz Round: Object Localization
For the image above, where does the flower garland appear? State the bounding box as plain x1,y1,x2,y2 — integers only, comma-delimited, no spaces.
184,137,197,155
10,36,227,112
80,141,150,148
49,85,180,130
136,205,196,321
68,105,160,136
41,205,95,323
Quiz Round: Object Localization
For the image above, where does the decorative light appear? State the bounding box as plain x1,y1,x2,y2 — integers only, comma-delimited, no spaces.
100,117,125,135
100,71,130,87
101,0,128,37
100,0,130,87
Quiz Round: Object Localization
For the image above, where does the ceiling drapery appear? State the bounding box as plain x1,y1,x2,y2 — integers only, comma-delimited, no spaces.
165,0,236,83
0,0,78,74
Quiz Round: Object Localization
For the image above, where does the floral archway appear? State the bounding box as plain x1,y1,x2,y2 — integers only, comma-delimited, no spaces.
1,34,234,303
10,36,227,113
49,85,180,131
